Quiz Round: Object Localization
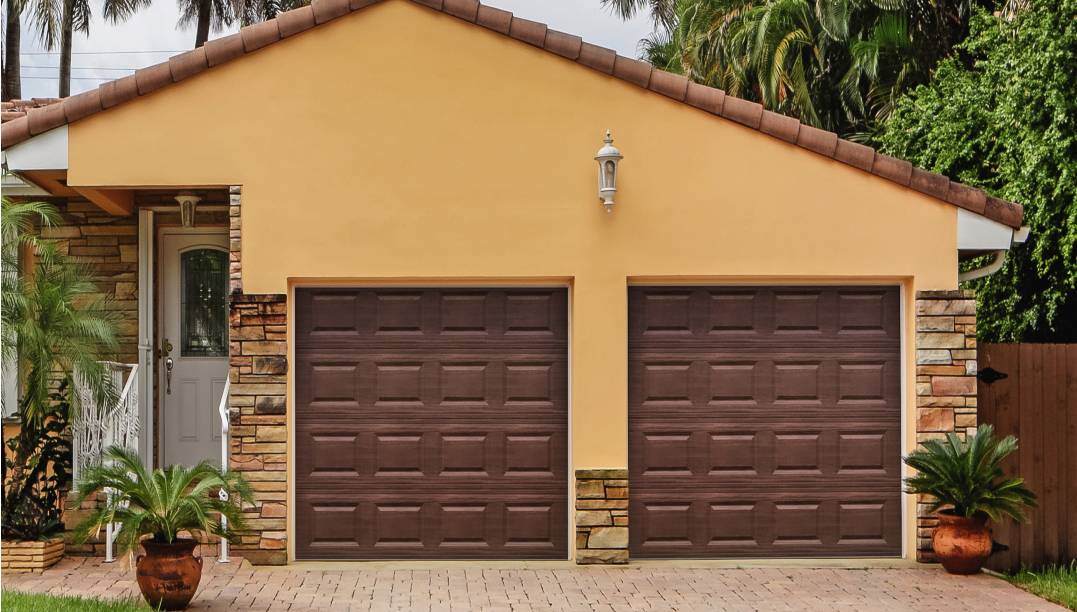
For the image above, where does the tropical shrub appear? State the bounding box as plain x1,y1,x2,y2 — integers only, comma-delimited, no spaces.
73,446,253,554
904,424,1036,521
1,384,72,541
1,197,119,540
877,0,1077,342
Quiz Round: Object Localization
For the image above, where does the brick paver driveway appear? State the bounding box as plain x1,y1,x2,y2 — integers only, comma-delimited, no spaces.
4,557,1061,611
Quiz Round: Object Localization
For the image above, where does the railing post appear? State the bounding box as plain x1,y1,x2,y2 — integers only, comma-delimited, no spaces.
218,379,231,563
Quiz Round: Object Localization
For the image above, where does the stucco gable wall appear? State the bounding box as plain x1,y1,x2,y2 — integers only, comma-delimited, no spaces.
67,0,956,294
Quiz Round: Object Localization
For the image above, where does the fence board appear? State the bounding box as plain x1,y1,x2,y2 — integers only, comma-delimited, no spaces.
979,343,1077,572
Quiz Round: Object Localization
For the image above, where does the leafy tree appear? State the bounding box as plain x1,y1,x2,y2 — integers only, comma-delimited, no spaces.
3,0,63,101
54,0,151,97
605,0,974,136
878,0,1076,341
232,0,309,27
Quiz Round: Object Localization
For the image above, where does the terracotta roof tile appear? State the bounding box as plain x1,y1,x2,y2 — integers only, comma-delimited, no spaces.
947,182,987,215
834,139,874,172
759,109,799,143
204,32,245,67
169,48,209,82
685,82,724,115
27,102,67,135
442,0,478,21
508,16,547,47
649,70,689,101
544,30,582,60
242,19,282,52
796,124,837,157
872,153,913,186
910,167,949,201
62,89,104,123
99,75,139,109
612,56,651,88
578,42,615,74
0,0,1024,229
721,96,763,129
475,4,510,34
135,61,174,96
278,5,315,37
312,0,351,24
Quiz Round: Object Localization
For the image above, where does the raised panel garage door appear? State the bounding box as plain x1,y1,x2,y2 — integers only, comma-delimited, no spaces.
294,288,568,559
629,286,902,558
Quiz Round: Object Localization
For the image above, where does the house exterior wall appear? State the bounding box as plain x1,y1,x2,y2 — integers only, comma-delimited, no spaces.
56,1,965,563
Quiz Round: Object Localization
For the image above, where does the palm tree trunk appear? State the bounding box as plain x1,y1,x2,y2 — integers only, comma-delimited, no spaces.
58,0,74,97
194,0,211,48
2,1,21,101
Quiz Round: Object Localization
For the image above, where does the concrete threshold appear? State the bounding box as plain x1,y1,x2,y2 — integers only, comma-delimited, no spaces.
281,558,919,571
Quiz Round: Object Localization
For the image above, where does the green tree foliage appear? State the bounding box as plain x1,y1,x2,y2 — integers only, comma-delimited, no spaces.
605,0,973,135
877,0,1076,341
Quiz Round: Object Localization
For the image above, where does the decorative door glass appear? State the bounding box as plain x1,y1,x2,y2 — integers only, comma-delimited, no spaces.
181,248,228,357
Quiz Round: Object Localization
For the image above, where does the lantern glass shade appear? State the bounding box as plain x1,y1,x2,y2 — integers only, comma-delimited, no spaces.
594,130,623,212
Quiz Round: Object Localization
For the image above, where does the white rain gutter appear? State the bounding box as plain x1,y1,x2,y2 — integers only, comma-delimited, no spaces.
958,221,1030,282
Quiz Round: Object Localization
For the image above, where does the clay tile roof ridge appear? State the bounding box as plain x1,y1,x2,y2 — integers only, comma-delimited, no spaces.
0,0,1024,229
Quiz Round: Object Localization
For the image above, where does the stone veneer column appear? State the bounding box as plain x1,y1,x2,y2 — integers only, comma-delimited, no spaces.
914,289,977,561
226,185,289,565
574,469,629,564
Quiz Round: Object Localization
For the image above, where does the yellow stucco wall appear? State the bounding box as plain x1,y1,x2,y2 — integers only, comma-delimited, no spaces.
67,0,955,508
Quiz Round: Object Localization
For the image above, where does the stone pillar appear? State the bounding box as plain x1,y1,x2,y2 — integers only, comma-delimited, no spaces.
574,469,629,564
228,186,243,295
228,294,288,565
914,289,977,561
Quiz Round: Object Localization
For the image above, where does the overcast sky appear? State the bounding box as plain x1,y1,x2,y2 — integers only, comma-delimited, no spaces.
10,0,655,98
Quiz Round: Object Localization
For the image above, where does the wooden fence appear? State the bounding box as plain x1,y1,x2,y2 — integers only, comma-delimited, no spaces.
977,343,1077,572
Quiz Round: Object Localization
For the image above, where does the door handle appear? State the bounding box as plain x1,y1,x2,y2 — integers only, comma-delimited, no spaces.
165,356,174,394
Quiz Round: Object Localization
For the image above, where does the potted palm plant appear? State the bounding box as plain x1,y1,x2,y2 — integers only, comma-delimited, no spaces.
904,424,1036,574
73,446,253,610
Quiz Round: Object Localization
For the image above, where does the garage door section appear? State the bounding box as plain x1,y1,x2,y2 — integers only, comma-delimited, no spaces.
629,286,902,558
295,288,568,560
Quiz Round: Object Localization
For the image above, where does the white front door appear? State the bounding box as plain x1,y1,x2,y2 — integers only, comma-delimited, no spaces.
159,229,229,467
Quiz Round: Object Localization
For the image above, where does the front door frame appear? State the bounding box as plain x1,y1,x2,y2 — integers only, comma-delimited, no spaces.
138,217,230,469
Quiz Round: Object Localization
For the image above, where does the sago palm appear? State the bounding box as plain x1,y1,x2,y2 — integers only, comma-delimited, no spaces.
904,424,1036,522
73,445,253,555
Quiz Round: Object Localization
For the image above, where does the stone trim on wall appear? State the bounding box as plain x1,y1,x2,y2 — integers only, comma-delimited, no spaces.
574,469,629,564
228,292,288,565
229,186,243,295
914,289,977,561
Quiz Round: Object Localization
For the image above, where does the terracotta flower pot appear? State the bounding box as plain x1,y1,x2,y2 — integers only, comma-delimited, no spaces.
136,538,203,610
932,511,993,574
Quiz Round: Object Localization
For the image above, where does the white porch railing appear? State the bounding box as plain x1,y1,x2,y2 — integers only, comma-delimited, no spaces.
217,378,231,563
72,361,140,563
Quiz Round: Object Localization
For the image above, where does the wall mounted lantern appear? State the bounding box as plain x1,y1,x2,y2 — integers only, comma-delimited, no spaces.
594,129,623,213
176,194,202,228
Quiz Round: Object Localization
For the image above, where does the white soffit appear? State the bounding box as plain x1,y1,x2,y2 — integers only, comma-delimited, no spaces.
957,208,1014,251
3,125,68,171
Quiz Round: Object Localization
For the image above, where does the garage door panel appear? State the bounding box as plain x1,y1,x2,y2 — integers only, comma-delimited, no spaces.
630,286,901,558
296,427,567,482
295,497,567,559
630,287,899,341
297,289,568,344
295,288,568,560
631,494,901,557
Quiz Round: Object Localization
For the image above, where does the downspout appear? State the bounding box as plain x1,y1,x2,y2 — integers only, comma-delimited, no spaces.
959,250,1007,282
958,226,1030,282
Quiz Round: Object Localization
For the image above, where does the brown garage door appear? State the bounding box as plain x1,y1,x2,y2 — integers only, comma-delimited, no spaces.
629,286,902,558
295,288,568,559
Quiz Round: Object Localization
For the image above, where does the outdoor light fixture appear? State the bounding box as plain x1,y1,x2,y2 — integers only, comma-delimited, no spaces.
594,129,623,213
176,194,201,228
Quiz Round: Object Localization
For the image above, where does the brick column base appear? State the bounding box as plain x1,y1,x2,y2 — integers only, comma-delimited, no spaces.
914,289,977,562
574,469,629,564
